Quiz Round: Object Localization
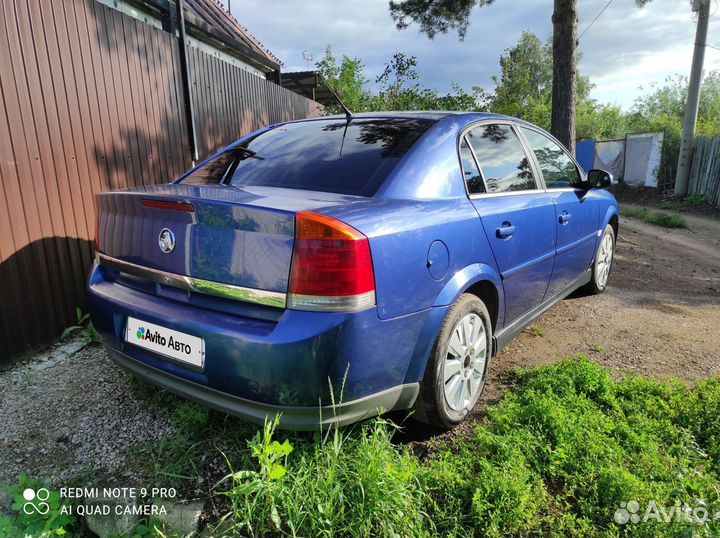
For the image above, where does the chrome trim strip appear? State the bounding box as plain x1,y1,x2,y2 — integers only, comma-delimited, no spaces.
468,189,546,200
545,187,589,193
97,253,286,308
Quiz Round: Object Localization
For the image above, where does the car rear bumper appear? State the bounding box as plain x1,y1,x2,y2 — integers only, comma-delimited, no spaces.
88,261,431,420
108,346,419,430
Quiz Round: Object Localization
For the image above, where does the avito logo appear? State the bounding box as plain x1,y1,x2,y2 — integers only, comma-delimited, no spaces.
135,325,192,355
142,328,166,346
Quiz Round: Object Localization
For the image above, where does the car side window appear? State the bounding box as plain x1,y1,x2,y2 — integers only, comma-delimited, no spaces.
459,137,485,194
520,127,581,188
467,124,537,193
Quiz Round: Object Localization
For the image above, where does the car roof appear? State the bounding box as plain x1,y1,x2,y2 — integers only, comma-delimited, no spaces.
276,111,541,135
315,110,519,122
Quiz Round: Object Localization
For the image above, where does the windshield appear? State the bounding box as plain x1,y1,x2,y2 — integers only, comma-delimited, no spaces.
180,118,434,196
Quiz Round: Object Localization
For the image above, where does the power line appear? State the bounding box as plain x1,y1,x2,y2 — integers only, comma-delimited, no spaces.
579,0,615,39
708,44,720,51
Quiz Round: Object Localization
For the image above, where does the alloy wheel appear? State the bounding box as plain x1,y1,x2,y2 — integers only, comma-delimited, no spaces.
443,313,487,412
596,232,614,289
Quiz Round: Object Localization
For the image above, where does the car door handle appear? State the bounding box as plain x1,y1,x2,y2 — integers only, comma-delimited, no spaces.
559,211,572,225
496,222,516,238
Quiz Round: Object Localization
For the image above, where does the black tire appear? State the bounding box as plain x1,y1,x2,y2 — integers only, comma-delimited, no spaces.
584,224,615,295
413,293,492,428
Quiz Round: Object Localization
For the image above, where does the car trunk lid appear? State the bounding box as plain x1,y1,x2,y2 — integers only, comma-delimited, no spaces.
96,184,301,298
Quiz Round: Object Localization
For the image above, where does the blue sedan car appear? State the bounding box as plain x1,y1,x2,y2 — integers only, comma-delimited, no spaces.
88,112,618,429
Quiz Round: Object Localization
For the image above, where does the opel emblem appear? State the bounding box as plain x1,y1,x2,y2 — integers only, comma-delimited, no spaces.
158,228,176,254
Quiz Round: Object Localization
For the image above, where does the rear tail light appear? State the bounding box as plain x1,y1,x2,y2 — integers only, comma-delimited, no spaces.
288,211,376,312
142,199,195,212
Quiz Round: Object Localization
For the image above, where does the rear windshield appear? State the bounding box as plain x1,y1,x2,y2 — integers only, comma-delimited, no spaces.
180,118,433,196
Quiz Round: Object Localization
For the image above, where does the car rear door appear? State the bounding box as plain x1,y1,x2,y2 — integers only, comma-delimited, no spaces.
518,126,599,298
462,123,557,325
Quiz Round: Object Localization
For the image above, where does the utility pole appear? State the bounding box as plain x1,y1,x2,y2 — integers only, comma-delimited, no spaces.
675,0,711,196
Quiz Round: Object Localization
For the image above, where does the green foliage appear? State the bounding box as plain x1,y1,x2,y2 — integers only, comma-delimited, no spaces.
132,359,720,537
419,357,720,537
60,307,100,346
490,31,552,123
389,0,495,40
530,325,544,337
316,46,487,114
489,31,627,141
576,102,628,142
684,193,706,206
0,475,77,538
315,37,720,173
370,52,487,112
623,208,688,228
659,200,682,211
128,517,166,538
218,417,430,538
315,46,369,114
131,398,258,490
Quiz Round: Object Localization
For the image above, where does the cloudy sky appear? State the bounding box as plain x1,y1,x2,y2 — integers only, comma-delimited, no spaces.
225,0,720,109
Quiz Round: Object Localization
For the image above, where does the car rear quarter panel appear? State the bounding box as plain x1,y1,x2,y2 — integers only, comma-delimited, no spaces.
325,197,501,321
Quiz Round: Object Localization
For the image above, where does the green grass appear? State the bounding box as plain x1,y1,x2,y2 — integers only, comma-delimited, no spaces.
659,200,682,211
529,325,544,337
130,393,259,490
122,357,720,537
219,358,720,537
684,193,706,206
219,417,430,538
623,208,688,229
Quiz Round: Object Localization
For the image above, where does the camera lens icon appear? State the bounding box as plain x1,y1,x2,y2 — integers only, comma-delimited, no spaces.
22,488,51,515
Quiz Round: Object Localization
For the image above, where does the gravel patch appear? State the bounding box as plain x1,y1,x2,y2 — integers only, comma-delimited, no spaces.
0,338,176,487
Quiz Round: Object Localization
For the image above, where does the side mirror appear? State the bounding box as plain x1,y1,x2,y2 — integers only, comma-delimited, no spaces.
587,169,614,189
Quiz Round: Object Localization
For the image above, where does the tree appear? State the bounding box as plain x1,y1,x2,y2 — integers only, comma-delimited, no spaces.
490,31,552,122
315,46,369,114
550,0,577,154
389,0,653,155
317,45,488,113
490,31,624,140
389,0,579,152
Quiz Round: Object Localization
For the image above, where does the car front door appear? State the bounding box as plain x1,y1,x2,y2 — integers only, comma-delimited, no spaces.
519,126,599,299
462,123,557,326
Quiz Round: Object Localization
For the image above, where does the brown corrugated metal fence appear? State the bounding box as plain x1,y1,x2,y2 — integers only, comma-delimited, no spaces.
0,0,321,361
188,47,323,159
